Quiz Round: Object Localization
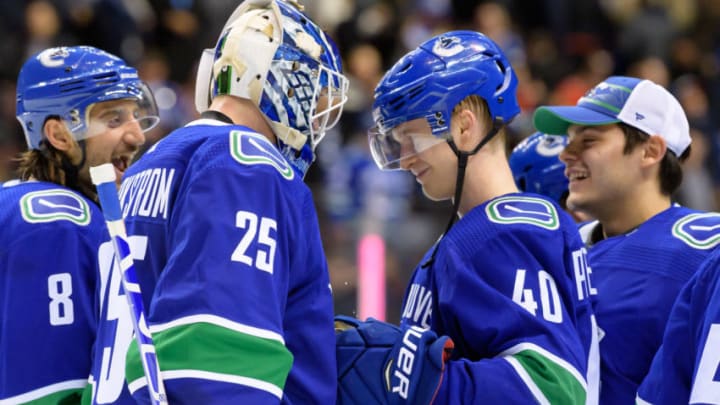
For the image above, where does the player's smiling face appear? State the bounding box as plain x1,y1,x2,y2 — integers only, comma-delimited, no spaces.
396,118,455,201
560,124,645,217
80,99,148,186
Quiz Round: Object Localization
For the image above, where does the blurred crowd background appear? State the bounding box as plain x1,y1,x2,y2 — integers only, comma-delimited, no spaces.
2,0,720,322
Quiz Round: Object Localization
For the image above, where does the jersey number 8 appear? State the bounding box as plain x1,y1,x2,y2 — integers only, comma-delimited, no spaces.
48,272,74,325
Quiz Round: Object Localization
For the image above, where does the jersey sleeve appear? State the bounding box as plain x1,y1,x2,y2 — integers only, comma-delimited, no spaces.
125,159,332,404
431,233,590,404
280,192,336,403
638,250,720,405
1,220,101,403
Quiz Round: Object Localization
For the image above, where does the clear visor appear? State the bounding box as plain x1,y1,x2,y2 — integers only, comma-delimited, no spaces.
76,83,160,141
368,121,447,170
309,64,349,149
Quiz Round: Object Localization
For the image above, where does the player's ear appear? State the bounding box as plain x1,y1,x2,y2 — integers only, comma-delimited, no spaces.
43,118,74,152
642,135,667,166
452,109,478,150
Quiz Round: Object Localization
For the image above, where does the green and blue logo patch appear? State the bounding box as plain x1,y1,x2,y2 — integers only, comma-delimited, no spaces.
486,196,559,230
20,189,91,225
672,213,720,250
230,130,294,180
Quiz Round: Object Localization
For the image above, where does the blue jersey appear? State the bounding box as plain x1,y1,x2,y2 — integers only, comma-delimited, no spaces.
87,118,335,404
400,193,599,404
0,181,106,404
581,205,720,404
637,248,720,404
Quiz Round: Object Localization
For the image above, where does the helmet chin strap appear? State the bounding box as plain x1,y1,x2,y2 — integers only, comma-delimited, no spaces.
422,119,503,269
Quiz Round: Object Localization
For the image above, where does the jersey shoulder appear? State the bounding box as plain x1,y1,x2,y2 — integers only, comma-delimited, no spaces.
664,206,720,251
483,194,563,231
591,206,720,281
0,180,100,228
446,193,578,259
162,123,298,181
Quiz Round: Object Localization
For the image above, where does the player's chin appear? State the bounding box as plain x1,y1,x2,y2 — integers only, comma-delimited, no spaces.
421,186,451,202
565,194,590,213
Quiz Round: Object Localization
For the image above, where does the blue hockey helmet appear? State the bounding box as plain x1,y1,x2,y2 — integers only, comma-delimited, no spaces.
195,0,348,178
16,46,159,150
369,30,520,170
509,132,569,203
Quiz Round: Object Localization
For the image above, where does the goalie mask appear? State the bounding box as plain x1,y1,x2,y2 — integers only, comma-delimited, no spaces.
16,46,159,150
195,0,349,178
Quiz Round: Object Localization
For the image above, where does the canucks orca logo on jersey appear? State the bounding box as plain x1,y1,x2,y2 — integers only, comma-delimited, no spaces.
672,213,720,249
230,130,294,180
486,196,559,230
20,189,91,225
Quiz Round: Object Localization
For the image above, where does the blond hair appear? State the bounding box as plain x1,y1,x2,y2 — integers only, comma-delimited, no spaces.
452,95,507,151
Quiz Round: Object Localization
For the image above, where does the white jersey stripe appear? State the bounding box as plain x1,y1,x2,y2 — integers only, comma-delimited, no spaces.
128,369,283,399
0,379,86,404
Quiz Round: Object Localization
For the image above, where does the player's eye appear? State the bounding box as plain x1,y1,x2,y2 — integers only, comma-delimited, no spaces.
100,108,141,129
104,113,123,128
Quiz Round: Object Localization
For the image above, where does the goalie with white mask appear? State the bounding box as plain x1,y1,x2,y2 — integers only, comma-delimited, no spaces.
195,0,347,178
92,0,349,403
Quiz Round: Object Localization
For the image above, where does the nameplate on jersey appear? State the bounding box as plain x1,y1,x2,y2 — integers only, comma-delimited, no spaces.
672,213,720,250
486,196,559,230
20,189,91,225
230,130,294,180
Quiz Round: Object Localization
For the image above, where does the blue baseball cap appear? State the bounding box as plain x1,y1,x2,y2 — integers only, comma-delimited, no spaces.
533,76,691,155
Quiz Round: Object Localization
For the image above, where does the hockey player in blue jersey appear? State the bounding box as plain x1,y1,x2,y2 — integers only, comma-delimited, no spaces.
0,46,158,404
335,31,599,404
636,249,720,405
534,75,720,404
89,0,349,403
509,131,590,222
637,248,720,404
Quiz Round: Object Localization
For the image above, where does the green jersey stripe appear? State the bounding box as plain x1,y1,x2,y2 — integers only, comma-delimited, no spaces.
501,343,587,404
126,321,293,398
149,313,285,344
0,379,86,405
505,357,551,405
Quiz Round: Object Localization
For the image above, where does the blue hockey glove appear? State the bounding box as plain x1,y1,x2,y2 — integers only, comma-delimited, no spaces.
335,315,454,405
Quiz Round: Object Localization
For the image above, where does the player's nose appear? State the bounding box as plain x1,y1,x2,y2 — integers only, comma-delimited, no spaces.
559,142,576,164
399,155,415,171
123,120,147,147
